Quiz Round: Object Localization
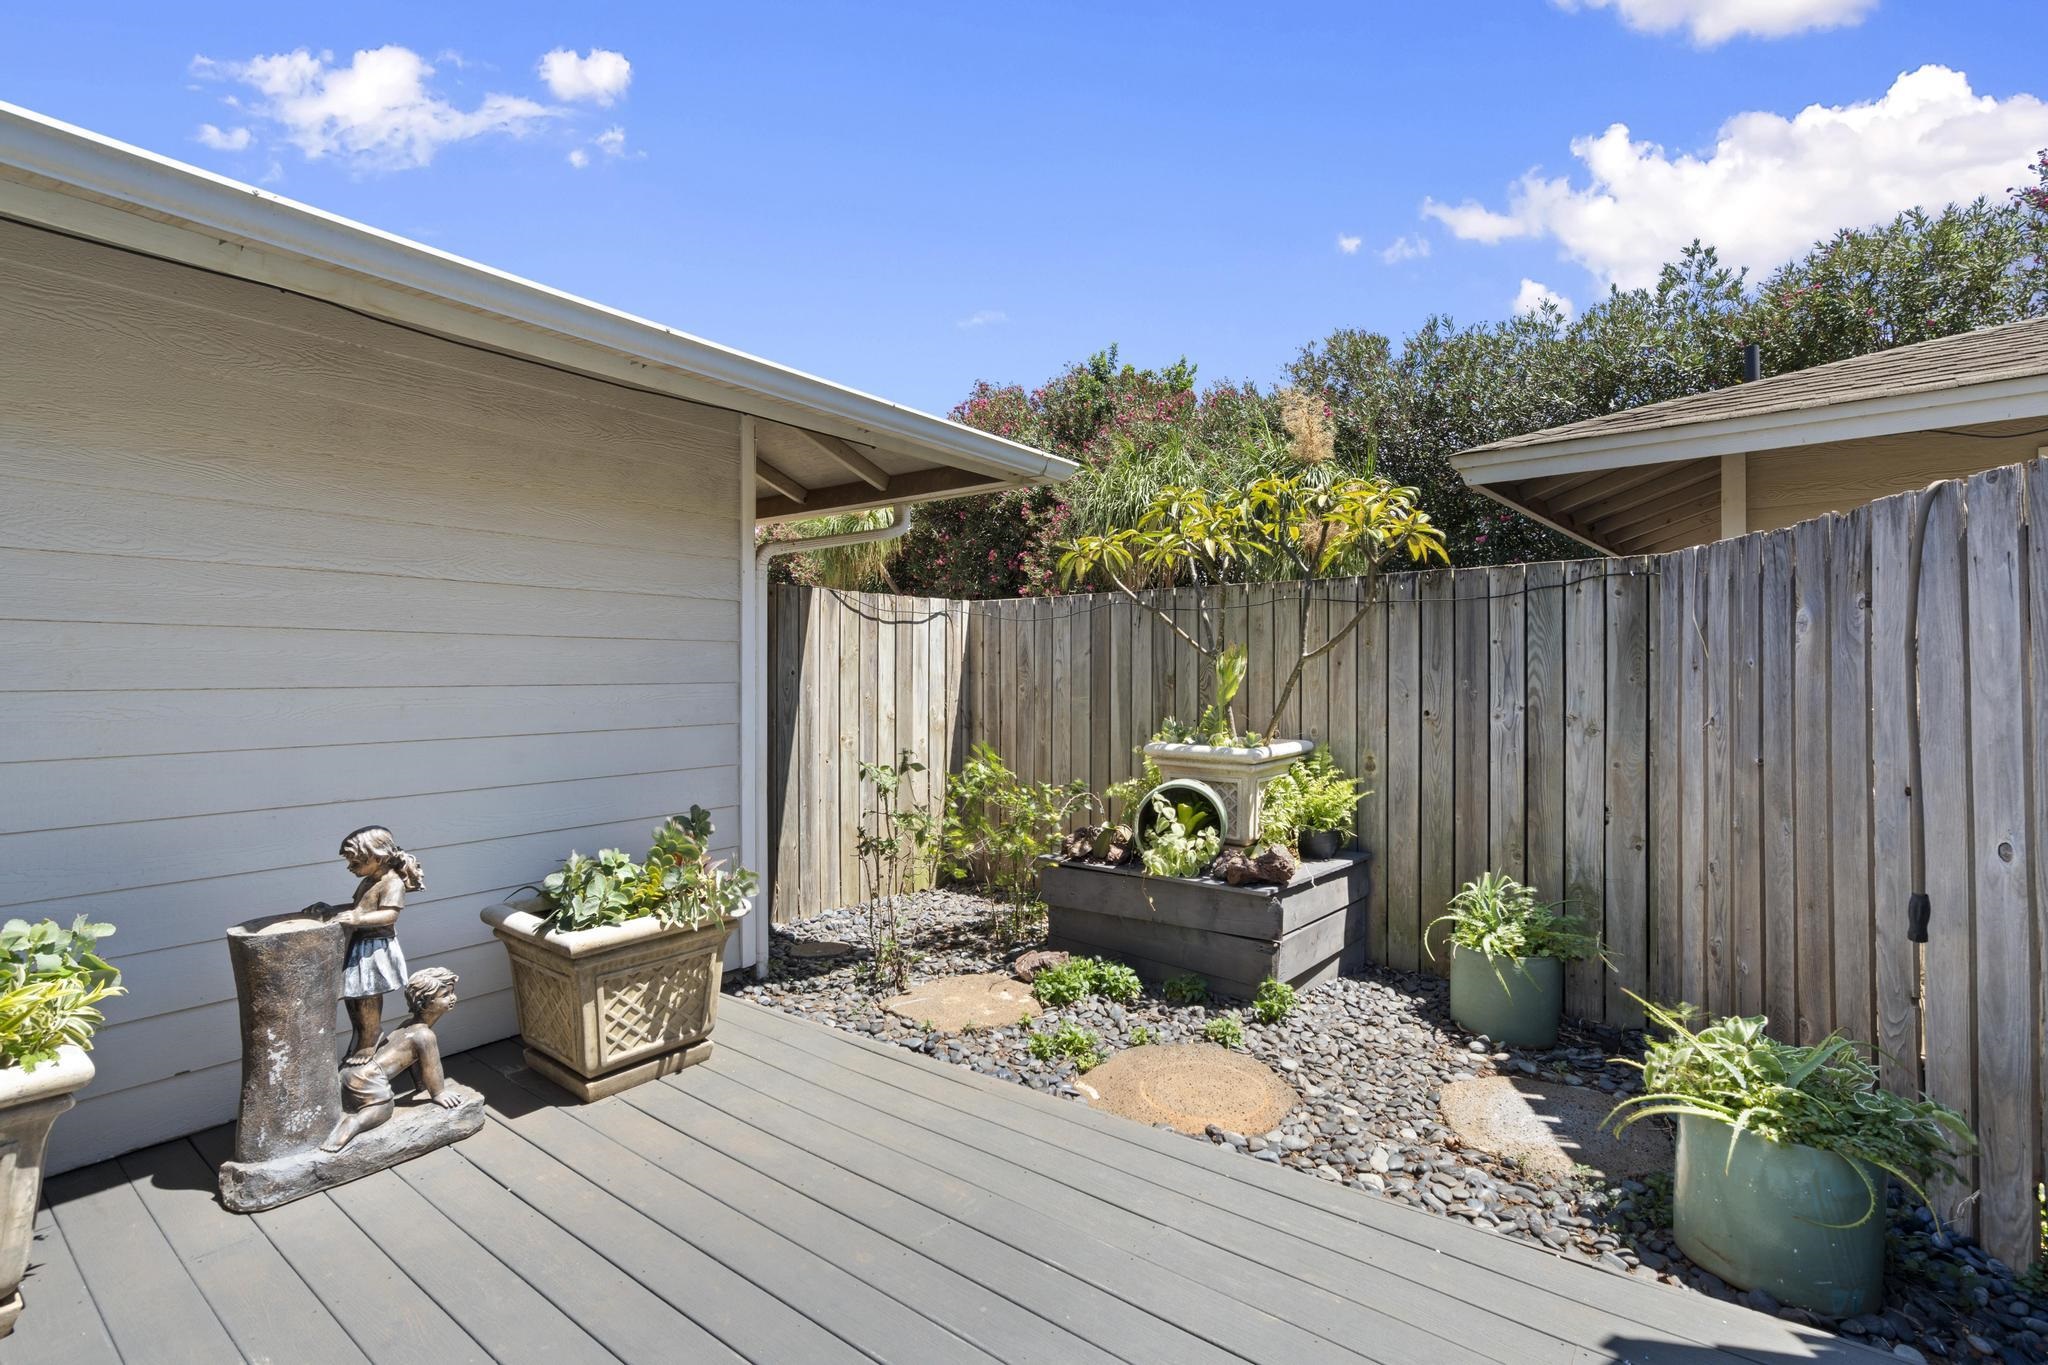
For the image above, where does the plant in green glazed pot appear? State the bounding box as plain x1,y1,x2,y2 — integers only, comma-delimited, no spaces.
1608,999,1974,1317
483,807,754,1101
1428,872,1596,1048
1260,747,1363,861
0,917,122,1338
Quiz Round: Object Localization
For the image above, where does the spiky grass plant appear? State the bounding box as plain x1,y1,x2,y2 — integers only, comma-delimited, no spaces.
1428,871,1599,965
1608,997,1975,1228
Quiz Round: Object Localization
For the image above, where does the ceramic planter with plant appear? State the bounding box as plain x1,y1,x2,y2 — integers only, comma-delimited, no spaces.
1609,1000,1974,1317
1259,747,1363,861
483,807,752,1101
1428,872,1597,1048
1057,466,1446,850
0,917,121,1338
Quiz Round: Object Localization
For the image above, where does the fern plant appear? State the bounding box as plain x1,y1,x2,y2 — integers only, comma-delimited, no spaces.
0,917,123,1072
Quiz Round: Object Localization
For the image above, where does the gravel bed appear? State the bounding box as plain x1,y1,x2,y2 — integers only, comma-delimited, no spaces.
732,890,2046,1363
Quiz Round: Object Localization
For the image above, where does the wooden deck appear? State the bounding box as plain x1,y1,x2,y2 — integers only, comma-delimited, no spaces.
5,998,1882,1364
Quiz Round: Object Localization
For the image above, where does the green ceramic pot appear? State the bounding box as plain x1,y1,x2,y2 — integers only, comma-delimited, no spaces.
1447,945,1562,1047
1673,1114,1885,1317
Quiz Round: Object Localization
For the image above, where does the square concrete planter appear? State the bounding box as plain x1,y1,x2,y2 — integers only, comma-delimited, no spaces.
0,1046,94,1338
1143,738,1313,846
482,897,746,1101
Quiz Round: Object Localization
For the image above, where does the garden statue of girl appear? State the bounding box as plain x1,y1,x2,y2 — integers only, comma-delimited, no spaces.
321,967,463,1152
303,826,421,1064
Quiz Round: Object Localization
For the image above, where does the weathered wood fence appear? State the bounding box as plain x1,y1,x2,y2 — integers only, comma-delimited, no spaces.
767,456,2048,1269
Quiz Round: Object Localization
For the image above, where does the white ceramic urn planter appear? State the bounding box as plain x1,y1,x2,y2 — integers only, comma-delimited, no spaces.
482,897,746,1102
1142,738,1313,846
0,1046,94,1337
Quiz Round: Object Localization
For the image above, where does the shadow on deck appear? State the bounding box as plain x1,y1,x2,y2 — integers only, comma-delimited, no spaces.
3,998,1884,1364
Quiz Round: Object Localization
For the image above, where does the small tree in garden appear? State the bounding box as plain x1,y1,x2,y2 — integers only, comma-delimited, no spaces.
855,751,933,991
1056,473,1448,740
940,743,1096,946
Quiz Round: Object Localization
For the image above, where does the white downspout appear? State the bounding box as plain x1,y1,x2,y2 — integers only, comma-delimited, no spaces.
739,414,916,978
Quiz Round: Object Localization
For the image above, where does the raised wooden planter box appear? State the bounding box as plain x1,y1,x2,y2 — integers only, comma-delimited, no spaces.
1040,853,1370,1001
481,897,744,1101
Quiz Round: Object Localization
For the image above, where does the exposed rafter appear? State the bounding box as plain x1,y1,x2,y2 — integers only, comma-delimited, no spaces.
755,466,1003,522
783,426,889,489
753,458,809,505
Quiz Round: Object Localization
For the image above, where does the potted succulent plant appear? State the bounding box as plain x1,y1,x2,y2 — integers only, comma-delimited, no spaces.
1259,747,1363,861
482,808,753,1101
0,917,121,1338
1609,1001,1974,1317
1428,872,1597,1048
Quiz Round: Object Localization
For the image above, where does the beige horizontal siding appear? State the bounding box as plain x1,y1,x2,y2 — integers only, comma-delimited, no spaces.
0,219,744,1171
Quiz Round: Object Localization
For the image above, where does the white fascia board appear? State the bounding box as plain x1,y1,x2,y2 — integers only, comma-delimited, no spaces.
1452,373,2048,486
0,102,1075,490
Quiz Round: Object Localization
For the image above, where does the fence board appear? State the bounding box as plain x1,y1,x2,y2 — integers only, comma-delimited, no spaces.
1790,518,1833,1044
1917,483,1976,1235
1489,565,1527,879
1605,560,1649,1031
1384,573,1424,972
1866,491,1922,1096
1419,570,1458,973
1647,559,1679,1003
1351,580,1388,966
1829,509,1874,1052
2030,460,2048,1275
1728,536,1763,1018
1526,562,1568,952
1961,465,2035,1269
1453,572,1491,896
1758,532,1797,1038
1704,539,1734,1017
1563,560,1607,1024
1677,548,1708,1010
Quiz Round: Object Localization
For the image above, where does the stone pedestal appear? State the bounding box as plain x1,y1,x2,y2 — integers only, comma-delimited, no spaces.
218,913,482,1212
226,915,345,1164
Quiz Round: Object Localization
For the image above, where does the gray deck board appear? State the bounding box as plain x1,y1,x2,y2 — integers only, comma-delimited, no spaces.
5,996,1885,1364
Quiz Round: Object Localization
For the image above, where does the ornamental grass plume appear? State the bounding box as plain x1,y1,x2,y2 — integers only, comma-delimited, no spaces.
1276,388,1335,466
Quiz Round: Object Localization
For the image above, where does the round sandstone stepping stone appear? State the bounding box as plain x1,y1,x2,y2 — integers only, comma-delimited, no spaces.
1075,1044,1298,1136
881,973,1041,1032
1439,1075,1672,1179
787,939,855,959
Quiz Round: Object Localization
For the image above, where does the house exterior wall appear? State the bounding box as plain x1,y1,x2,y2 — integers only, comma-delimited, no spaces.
0,219,744,1171
1743,427,2046,533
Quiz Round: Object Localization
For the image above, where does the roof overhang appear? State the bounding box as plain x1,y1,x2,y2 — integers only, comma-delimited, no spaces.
0,102,1075,523
1454,372,2048,555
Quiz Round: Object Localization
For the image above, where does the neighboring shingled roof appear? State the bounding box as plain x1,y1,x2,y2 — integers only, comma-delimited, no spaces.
1459,314,2048,457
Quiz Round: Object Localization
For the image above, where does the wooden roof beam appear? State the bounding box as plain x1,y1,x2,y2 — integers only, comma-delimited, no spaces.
753,458,809,505
1546,463,1684,517
785,426,889,490
1589,470,1720,541
755,466,1004,522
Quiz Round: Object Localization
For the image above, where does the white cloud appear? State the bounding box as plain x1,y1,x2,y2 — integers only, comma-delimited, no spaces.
595,125,627,157
195,123,251,151
567,147,590,169
1421,66,2048,289
957,310,1009,329
192,46,554,171
1513,278,1576,319
1379,234,1431,264
539,48,631,105
1552,0,1876,45
1336,233,1363,255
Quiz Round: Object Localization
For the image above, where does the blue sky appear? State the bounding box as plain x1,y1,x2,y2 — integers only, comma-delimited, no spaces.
4,1,2045,415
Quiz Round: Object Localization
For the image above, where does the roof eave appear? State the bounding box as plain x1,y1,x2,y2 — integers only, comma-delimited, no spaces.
0,101,1076,493
1453,372,2048,486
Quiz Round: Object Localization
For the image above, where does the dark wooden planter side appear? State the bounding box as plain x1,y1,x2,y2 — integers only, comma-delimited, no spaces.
1040,854,1371,1001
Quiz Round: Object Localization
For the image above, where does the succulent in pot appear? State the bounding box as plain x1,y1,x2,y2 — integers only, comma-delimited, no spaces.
1427,872,1597,1048
1259,747,1363,860
0,917,122,1337
1608,999,1974,1317
483,808,753,1101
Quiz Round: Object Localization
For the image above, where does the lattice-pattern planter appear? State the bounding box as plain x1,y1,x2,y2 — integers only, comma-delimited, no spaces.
0,1046,93,1337
482,898,744,1101
1143,738,1313,846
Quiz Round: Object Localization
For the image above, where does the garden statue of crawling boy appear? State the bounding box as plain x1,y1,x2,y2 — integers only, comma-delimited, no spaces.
323,967,463,1152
